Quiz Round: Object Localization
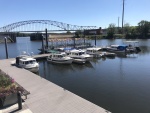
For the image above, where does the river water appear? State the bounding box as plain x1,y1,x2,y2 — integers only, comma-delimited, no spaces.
0,37,150,113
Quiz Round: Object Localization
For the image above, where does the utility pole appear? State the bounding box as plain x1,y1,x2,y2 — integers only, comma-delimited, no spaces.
122,0,125,34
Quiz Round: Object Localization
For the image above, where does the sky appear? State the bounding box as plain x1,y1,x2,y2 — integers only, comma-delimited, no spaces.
0,0,150,29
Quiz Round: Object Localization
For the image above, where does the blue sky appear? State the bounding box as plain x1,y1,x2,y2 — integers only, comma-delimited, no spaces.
0,0,149,29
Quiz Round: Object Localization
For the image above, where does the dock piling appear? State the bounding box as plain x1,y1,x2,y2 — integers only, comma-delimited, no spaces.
42,35,45,54
4,37,8,59
95,34,97,46
45,28,48,49
17,92,22,110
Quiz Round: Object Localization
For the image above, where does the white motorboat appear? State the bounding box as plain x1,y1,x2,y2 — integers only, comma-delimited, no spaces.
68,49,93,63
16,52,39,73
86,47,104,58
47,52,73,64
106,45,128,53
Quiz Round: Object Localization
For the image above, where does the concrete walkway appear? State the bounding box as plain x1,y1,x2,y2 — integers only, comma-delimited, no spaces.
0,58,111,113
0,103,32,113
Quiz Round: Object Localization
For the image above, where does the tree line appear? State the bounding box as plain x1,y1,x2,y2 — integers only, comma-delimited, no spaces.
107,20,150,39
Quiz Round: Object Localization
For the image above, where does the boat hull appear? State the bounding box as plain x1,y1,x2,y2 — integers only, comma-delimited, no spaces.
72,59,86,64
106,49,126,53
84,57,93,61
103,52,116,57
25,66,39,73
47,58,73,64
88,53,102,58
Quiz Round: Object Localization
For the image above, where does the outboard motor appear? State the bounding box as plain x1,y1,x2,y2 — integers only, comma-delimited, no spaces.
135,47,141,52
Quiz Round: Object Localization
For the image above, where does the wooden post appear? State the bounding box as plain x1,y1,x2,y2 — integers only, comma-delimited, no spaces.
83,30,85,48
45,28,48,49
17,92,22,110
4,37,8,59
94,33,96,46
74,37,75,48
42,35,45,54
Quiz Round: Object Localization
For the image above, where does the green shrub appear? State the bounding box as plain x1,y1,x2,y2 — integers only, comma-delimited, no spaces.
0,74,12,88
0,71,23,98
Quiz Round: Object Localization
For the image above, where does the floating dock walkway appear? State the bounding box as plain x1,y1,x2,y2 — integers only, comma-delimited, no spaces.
0,55,111,113
33,54,49,60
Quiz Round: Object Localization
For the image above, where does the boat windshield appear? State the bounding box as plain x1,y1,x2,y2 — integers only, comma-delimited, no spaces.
62,54,66,57
79,52,85,55
58,55,63,58
30,60,36,64
25,60,36,64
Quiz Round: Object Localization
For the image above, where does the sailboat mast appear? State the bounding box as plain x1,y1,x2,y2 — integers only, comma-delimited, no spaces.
122,0,125,34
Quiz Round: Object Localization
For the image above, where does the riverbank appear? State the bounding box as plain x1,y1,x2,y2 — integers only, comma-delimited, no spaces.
0,34,150,44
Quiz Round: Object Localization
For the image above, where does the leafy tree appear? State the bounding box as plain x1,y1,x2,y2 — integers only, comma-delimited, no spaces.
118,27,122,34
123,23,132,38
124,23,131,35
137,20,150,38
130,26,138,38
107,23,116,38
75,30,82,38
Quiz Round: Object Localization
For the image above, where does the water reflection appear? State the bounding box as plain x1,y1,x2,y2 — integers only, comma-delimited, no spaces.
72,61,94,70
139,46,150,55
90,57,103,64
38,60,96,79
47,63,74,73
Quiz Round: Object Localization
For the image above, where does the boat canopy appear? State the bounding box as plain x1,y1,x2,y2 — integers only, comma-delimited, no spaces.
124,41,139,47
117,45,128,50
124,41,139,43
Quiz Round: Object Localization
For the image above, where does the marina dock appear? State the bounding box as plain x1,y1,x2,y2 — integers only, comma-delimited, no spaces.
0,56,111,113
33,54,49,60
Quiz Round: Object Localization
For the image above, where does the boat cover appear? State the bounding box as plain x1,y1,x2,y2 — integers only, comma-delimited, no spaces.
117,45,128,50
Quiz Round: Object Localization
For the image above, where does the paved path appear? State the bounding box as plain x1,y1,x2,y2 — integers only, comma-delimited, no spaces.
0,58,111,113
